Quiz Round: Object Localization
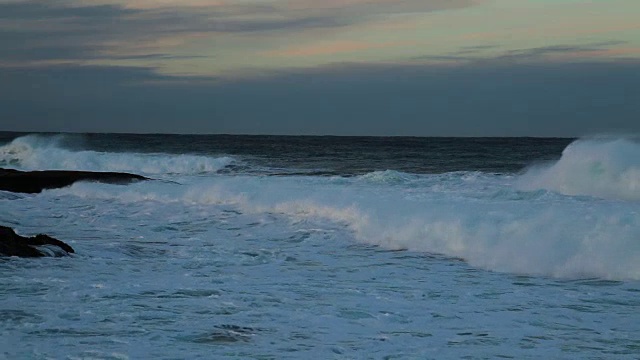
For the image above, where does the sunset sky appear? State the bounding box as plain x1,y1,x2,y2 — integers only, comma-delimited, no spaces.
1,0,639,135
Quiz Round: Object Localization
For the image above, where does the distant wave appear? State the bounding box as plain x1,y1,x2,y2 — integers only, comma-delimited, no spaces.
516,137,640,201
0,135,235,175
357,170,420,184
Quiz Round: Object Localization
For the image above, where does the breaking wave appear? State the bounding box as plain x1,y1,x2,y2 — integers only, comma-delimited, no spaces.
0,135,234,175
53,173,640,281
5,134,639,280
517,138,640,201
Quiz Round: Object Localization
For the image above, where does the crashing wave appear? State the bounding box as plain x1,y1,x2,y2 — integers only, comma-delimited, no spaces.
517,137,640,201
0,135,235,175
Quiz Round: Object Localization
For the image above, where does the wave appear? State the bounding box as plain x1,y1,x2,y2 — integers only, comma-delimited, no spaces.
516,137,640,201
357,170,420,184
52,175,640,280
7,134,639,280
0,135,235,175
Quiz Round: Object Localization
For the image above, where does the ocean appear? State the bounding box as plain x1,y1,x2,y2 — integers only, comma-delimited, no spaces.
1,133,639,359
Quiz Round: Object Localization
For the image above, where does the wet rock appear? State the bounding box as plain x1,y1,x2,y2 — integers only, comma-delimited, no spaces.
0,168,148,194
0,226,74,257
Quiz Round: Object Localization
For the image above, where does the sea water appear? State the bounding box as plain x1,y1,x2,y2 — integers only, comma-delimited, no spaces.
0,133,639,359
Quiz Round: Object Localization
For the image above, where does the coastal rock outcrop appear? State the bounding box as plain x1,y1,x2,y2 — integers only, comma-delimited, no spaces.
0,226,75,257
0,168,148,193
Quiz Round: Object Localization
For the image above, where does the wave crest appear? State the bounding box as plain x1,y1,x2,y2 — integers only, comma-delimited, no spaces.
0,135,235,175
53,175,640,280
517,137,640,201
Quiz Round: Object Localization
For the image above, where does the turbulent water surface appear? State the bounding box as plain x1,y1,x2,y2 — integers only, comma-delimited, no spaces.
1,133,639,359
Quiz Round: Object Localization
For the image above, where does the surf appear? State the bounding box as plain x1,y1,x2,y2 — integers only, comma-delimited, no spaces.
0,134,235,175
4,134,639,280
517,137,640,201
48,169,640,281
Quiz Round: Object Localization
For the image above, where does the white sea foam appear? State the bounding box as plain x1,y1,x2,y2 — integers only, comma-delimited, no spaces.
7,134,640,279
0,135,234,175
517,138,640,201
53,173,640,280
357,170,419,184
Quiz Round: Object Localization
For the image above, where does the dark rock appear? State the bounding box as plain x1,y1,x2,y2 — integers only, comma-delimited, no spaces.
0,168,148,193
0,226,75,257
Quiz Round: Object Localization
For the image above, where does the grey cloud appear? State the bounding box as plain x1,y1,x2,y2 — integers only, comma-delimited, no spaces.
453,44,499,55
212,60,640,136
0,1,136,20
210,0,478,33
335,0,476,17
0,0,481,64
0,64,206,133
2,60,639,136
496,41,628,61
0,1,296,63
106,54,208,60
410,41,630,64
0,1,140,62
0,1,225,63
461,45,499,50
214,15,343,33
3,45,100,61
412,54,479,62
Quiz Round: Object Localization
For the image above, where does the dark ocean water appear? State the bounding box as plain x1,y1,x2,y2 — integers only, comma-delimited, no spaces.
0,132,573,175
1,132,639,359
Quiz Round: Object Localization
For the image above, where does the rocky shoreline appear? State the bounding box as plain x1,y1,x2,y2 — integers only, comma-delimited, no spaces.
0,226,75,257
1,167,148,257
0,167,148,193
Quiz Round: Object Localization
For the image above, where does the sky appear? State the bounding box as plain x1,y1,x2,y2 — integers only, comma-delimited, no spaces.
1,0,639,136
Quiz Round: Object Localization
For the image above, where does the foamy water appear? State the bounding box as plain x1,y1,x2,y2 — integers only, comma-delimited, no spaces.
0,134,234,175
1,134,639,358
517,137,640,201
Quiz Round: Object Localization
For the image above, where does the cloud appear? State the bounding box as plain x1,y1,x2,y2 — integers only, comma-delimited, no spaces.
460,22,640,44
280,0,477,15
410,41,633,64
0,1,134,19
453,44,500,55
0,1,226,64
0,0,481,65
0,1,146,63
496,41,630,61
2,59,639,136
264,40,410,57
0,64,218,133
211,0,479,33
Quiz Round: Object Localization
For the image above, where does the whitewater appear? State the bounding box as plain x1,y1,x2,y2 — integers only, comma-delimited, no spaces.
1,133,639,359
